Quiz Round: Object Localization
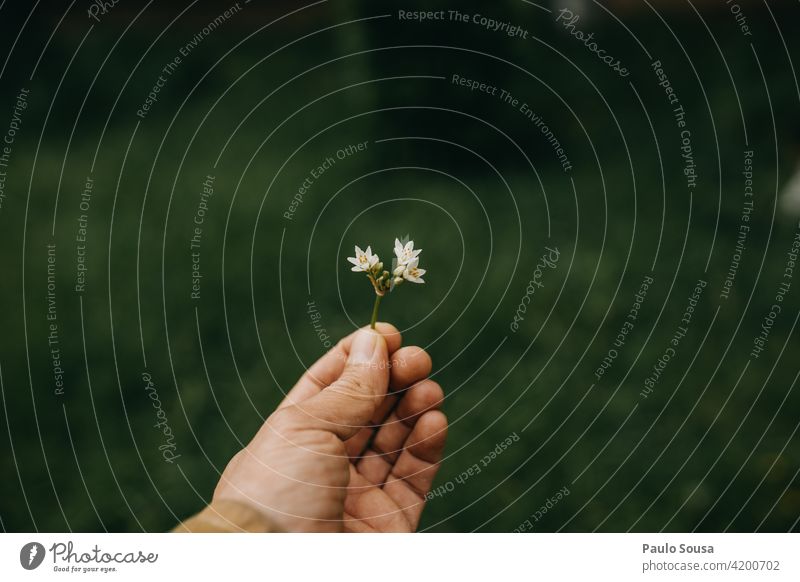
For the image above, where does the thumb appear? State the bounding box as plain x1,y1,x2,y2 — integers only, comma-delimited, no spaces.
287,328,389,440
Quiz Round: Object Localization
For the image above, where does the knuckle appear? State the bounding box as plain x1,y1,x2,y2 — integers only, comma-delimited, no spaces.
267,407,302,435
312,428,345,455
409,346,432,367
330,374,381,421
424,379,445,402
335,372,371,399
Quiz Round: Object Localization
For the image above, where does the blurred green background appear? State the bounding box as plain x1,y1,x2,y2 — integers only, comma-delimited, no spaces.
1,0,799,532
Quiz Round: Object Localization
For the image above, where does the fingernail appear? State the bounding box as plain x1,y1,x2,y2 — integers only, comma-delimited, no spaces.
349,329,378,364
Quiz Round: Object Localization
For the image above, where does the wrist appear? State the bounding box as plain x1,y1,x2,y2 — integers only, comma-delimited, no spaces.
173,499,280,533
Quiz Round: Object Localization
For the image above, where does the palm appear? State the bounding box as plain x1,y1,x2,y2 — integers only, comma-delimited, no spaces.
342,395,444,533
280,323,447,532
344,469,413,532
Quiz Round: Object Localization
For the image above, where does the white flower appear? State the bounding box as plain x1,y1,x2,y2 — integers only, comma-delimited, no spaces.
402,257,426,284
394,238,422,266
347,245,379,272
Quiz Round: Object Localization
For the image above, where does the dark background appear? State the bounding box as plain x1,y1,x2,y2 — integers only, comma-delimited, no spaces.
0,0,798,532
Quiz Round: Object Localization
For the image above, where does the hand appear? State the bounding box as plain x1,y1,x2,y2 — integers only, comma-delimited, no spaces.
212,323,448,532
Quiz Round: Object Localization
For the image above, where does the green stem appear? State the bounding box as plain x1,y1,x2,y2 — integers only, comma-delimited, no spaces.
369,294,383,329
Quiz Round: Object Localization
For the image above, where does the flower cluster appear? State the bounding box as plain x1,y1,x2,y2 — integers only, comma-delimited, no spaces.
347,238,426,328
348,238,426,294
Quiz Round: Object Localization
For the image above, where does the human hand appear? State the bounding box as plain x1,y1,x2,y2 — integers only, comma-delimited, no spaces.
212,323,447,532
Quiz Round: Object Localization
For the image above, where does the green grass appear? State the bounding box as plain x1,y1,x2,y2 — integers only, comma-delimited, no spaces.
1,3,799,532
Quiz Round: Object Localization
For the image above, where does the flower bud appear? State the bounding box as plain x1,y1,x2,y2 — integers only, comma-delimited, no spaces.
374,262,383,272
393,265,405,277
393,277,404,286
